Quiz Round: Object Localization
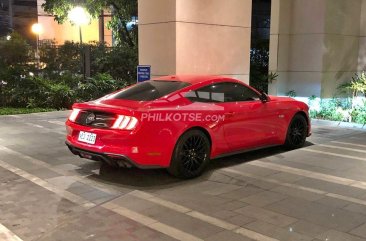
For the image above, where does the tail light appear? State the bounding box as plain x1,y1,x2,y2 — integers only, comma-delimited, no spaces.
112,115,138,130
69,109,81,122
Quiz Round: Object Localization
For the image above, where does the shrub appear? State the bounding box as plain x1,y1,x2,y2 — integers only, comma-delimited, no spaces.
0,32,32,67
286,90,297,97
90,44,138,84
311,99,344,121
1,70,123,109
1,73,41,108
0,34,134,110
308,97,366,124
39,40,81,76
338,72,366,99
75,73,126,102
45,83,75,109
332,72,366,123
351,100,366,124
39,41,138,84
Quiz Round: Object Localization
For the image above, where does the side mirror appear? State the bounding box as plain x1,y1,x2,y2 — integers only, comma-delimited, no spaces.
259,91,269,103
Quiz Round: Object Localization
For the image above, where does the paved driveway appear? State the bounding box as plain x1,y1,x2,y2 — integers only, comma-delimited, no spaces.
1,111,366,241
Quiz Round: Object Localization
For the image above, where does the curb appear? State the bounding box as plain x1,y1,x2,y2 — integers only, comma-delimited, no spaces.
311,119,366,130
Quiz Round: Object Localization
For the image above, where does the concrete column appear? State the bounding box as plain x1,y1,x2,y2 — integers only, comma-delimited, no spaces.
357,0,366,71
322,0,361,97
138,0,252,83
268,0,293,96
269,0,362,98
269,0,327,97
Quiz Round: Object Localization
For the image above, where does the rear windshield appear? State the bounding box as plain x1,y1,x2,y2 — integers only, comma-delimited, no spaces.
110,80,191,101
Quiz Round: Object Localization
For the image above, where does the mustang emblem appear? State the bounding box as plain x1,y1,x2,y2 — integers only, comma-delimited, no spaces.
86,113,96,124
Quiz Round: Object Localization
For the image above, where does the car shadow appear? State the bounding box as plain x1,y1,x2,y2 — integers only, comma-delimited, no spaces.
79,141,314,189
208,141,314,171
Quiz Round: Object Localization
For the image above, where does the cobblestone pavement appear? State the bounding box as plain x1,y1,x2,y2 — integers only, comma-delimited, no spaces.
1,111,366,241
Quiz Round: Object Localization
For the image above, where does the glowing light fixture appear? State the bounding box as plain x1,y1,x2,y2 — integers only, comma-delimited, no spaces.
67,6,91,78
68,6,90,26
31,23,43,35
31,23,43,70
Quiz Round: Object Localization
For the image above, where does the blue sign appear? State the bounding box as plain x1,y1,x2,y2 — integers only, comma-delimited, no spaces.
137,65,151,83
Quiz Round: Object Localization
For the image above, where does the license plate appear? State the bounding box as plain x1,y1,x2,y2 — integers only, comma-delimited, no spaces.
78,131,97,144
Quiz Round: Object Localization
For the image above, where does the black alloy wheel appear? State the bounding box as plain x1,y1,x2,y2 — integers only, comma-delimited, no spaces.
168,130,210,179
285,114,308,149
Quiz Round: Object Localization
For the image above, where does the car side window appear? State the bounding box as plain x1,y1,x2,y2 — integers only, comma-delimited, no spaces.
185,82,260,103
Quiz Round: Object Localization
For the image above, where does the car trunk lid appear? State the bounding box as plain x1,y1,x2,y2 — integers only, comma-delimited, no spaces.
71,99,148,129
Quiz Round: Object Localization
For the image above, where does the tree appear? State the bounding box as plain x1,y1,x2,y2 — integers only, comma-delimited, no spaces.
0,32,32,67
339,72,366,99
42,0,138,47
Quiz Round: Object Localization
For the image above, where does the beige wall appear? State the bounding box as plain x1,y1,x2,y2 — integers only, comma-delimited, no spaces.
138,0,252,83
38,16,101,44
358,0,366,71
138,0,177,76
269,0,364,98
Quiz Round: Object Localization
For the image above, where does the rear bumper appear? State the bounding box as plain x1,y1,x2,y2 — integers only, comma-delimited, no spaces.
65,119,175,168
65,141,161,169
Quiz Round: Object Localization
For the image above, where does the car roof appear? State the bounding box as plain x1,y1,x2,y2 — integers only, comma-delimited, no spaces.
152,75,234,85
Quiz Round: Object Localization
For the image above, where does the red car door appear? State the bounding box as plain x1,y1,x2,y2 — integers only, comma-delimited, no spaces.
186,81,279,152
222,100,278,151
203,81,278,152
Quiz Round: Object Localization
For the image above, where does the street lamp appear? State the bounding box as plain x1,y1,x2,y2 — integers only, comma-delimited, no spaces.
31,23,43,70
68,6,91,79
68,6,90,44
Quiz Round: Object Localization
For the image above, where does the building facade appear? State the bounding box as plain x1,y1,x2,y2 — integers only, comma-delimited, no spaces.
0,0,38,41
139,0,366,98
1,0,112,45
37,0,112,45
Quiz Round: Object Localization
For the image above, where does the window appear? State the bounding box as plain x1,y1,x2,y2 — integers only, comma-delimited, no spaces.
110,80,190,101
13,0,37,6
185,82,260,103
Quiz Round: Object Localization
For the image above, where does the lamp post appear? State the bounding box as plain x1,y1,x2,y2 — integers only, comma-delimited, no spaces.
68,6,91,79
68,6,90,43
31,23,43,70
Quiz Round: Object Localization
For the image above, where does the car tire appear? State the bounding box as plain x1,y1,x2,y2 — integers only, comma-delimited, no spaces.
168,130,211,179
284,114,308,149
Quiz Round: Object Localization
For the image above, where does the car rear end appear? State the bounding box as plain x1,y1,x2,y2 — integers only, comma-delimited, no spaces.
65,102,147,168
65,78,192,168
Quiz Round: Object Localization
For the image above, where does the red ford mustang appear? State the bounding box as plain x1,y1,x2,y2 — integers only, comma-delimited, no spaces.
65,75,311,178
